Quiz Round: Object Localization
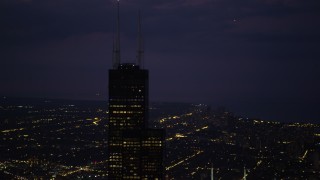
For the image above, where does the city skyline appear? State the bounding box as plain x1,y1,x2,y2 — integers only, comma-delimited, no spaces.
1,97,319,179
1,0,320,122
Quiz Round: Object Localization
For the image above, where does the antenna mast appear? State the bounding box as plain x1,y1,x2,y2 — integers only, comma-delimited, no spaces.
136,11,144,68
113,0,121,69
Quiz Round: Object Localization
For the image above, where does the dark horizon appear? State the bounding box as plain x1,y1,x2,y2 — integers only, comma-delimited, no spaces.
1,95,319,124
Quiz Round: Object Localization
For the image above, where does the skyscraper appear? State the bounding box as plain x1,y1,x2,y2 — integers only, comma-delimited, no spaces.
107,2,165,179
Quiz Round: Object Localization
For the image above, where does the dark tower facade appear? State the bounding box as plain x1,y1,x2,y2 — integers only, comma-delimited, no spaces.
107,65,165,180
109,64,149,130
107,2,164,179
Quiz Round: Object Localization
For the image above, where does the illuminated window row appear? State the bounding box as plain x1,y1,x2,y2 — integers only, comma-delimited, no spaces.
110,165,122,167
142,144,162,147
123,176,140,179
142,178,159,180
110,99,144,102
110,105,142,108
112,111,143,114
124,141,140,145
110,122,142,127
142,140,162,144
123,145,140,147
110,105,126,107
110,143,122,146
109,159,121,162
110,155,121,158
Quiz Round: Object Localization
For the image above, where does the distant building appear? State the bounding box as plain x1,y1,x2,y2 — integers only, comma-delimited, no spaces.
107,2,165,179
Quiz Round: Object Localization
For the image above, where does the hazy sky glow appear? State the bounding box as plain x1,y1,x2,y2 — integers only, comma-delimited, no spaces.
1,0,320,120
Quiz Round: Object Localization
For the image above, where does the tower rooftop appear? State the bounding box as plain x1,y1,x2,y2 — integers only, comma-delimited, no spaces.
118,63,140,70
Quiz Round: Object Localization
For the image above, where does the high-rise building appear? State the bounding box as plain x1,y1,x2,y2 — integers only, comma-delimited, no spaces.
107,2,165,179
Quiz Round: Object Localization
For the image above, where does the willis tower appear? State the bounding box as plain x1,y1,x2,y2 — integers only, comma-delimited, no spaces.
107,1,165,179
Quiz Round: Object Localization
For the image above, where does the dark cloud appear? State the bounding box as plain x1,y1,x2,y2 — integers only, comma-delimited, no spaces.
0,0,114,47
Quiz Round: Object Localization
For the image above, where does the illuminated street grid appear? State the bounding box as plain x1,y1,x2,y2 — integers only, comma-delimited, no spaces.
1,98,320,179
0,98,108,179
153,104,320,179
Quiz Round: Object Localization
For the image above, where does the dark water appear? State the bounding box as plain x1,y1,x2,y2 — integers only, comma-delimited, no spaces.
223,101,320,124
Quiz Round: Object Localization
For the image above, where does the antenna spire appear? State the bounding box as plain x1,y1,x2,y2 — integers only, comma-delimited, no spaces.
113,0,121,69
136,11,144,68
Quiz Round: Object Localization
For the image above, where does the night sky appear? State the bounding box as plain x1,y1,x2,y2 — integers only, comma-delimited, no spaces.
1,0,320,122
